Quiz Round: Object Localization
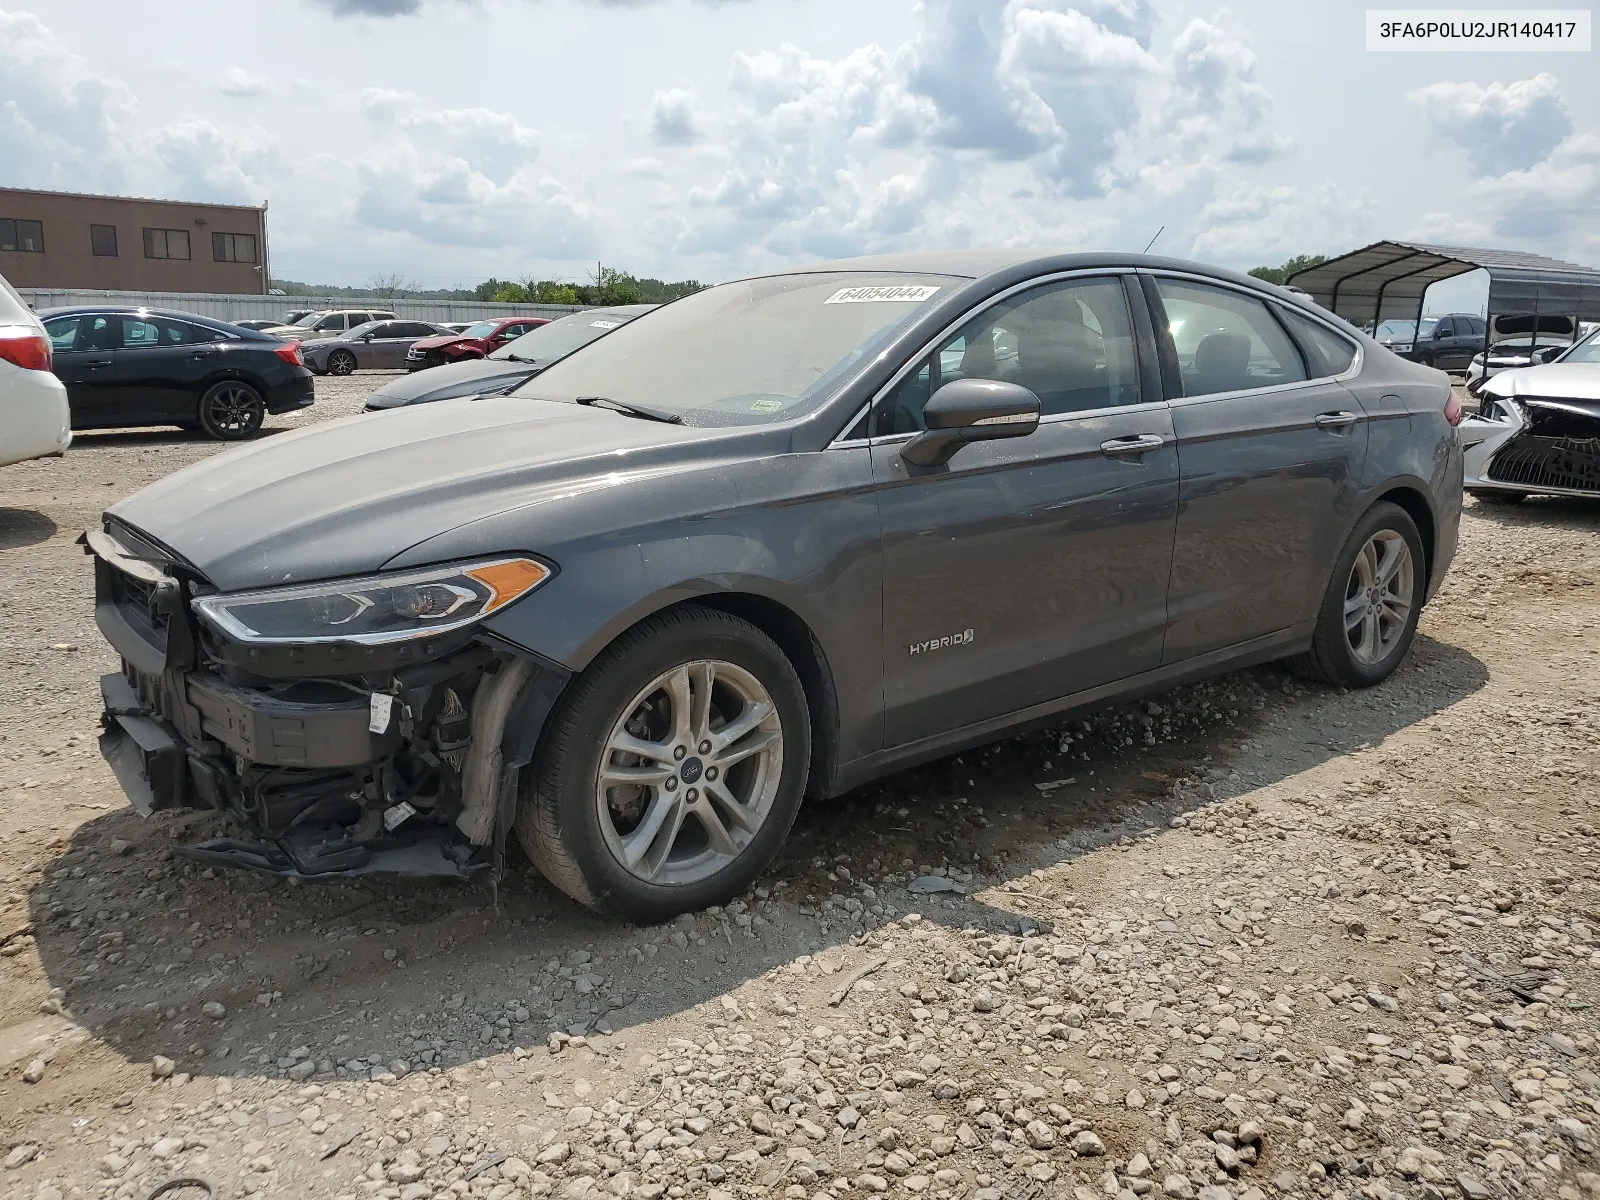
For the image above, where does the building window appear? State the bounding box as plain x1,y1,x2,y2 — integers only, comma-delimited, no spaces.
0,218,45,253
91,224,118,257
211,232,257,263
143,228,191,260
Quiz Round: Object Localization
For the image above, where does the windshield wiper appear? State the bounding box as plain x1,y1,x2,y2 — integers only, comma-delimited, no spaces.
574,395,683,424
502,354,548,364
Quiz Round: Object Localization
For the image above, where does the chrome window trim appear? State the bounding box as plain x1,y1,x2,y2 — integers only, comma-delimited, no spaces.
1143,268,1365,394
827,267,1148,449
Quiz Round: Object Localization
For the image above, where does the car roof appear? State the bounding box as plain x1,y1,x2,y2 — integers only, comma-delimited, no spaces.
38,305,265,333
737,249,1297,303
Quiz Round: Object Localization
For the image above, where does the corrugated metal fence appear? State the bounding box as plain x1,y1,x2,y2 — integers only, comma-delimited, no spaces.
16,287,589,324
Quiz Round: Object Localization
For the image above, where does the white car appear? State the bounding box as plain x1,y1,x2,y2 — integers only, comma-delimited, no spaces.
0,271,71,467
1464,334,1570,395
1462,327,1600,504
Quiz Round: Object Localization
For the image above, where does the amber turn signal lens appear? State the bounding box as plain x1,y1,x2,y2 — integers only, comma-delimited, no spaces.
466,558,551,612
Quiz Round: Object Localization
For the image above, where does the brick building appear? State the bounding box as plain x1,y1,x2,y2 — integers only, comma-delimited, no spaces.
0,187,270,294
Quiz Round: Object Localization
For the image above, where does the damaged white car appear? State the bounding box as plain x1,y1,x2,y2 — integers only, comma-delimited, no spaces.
1463,327,1600,504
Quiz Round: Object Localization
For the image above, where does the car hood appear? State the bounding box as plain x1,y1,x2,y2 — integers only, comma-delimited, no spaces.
366,357,539,406
412,334,470,351
1483,362,1600,400
107,398,721,591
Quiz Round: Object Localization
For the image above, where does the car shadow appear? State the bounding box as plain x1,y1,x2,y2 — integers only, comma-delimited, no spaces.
66,426,296,449
27,633,1487,1082
0,508,58,551
1465,492,1600,531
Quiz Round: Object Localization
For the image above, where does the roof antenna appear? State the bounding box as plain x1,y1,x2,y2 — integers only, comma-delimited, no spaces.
1142,226,1165,254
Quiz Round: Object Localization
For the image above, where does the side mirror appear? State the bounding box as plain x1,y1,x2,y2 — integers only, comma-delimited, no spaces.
900,378,1040,468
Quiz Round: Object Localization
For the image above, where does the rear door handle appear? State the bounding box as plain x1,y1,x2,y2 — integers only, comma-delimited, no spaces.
83,359,113,370
1314,411,1361,430
1100,433,1166,457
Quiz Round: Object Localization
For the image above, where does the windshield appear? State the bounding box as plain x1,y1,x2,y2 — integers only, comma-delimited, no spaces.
518,273,960,424
490,309,640,362
461,321,499,339
292,312,326,328
1376,319,1437,340
1561,330,1600,364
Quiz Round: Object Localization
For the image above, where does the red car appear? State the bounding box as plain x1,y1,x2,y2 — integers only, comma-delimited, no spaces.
406,317,550,370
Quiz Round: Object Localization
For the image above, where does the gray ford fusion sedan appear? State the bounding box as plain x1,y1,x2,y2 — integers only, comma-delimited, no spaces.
87,249,1462,922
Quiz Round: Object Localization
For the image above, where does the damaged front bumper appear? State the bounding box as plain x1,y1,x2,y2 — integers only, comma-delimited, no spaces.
1462,394,1600,499
86,525,569,882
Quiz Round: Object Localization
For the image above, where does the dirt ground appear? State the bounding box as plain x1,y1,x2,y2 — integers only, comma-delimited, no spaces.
2,374,1599,1200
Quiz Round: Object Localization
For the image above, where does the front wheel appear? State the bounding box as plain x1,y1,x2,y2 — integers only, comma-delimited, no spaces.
197,381,265,440
1286,501,1426,688
327,349,357,376
516,606,810,923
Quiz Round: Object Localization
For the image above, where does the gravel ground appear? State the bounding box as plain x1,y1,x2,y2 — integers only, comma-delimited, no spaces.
2,373,1599,1200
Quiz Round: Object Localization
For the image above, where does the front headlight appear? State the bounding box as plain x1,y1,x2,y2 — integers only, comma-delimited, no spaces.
192,557,551,645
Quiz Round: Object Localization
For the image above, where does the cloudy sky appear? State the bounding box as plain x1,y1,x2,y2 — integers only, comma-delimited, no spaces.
2,0,1596,291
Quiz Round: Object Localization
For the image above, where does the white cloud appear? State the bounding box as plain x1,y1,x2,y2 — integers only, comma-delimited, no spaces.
1188,183,1376,263
216,66,272,98
657,0,1287,264
1408,74,1571,176
1472,132,1600,251
648,88,707,146
0,9,136,193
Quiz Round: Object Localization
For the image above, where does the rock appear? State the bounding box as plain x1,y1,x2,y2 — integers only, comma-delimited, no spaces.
23,1058,46,1084
973,989,999,1013
1396,1148,1424,1177
837,1106,861,1129
1198,1188,1234,1200
1072,1130,1106,1157
538,1143,572,1165
151,1055,176,1079
108,838,132,855
1127,1154,1151,1179
202,1001,227,1019
151,1137,184,1160
1215,1145,1240,1173
34,1185,63,1200
1457,1176,1492,1200
1025,1120,1055,1149
5,1144,41,1169
909,876,961,894
1163,1177,1193,1200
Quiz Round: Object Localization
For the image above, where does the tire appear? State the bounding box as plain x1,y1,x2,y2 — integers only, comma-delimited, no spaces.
1469,489,1526,506
327,350,357,376
1286,501,1426,688
197,381,266,440
516,605,811,923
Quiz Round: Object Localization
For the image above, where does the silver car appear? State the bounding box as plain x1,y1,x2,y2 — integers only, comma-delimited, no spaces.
300,320,456,375
1462,326,1600,504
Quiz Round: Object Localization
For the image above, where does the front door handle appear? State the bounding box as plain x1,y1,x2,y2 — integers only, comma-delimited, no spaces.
1314,411,1361,430
83,359,113,370
1100,433,1166,457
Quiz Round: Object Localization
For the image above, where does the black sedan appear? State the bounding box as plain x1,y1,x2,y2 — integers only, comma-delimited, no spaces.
42,306,314,439
88,250,1461,922
363,304,655,410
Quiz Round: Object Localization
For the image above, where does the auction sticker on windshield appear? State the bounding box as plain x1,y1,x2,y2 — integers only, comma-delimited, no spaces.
825,285,942,304
589,320,621,328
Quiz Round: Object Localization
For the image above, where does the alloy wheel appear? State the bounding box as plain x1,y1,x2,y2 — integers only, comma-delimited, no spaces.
329,350,356,376
594,660,784,887
204,386,262,437
1343,530,1414,666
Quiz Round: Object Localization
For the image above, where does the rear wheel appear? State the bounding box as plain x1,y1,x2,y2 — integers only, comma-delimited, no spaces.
516,606,810,923
1286,501,1425,688
197,381,265,440
327,349,357,376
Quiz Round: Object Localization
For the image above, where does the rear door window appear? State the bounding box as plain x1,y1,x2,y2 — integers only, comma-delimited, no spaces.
1276,308,1357,378
1154,279,1308,398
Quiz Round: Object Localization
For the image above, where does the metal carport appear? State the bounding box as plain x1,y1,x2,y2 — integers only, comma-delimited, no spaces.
1287,240,1600,351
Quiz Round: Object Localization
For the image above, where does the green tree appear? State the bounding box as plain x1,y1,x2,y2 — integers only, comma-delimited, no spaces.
491,282,532,303
1248,254,1327,286
534,281,582,304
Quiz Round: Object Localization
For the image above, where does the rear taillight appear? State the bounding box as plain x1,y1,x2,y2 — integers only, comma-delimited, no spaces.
0,328,52,372
273,342,305,367
1443,391,1463,427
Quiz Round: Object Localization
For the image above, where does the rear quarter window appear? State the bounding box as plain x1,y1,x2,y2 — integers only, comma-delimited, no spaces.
1277,307,1357,378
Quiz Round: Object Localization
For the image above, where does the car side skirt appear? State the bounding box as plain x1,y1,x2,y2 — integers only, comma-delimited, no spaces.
825,624,1311,798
